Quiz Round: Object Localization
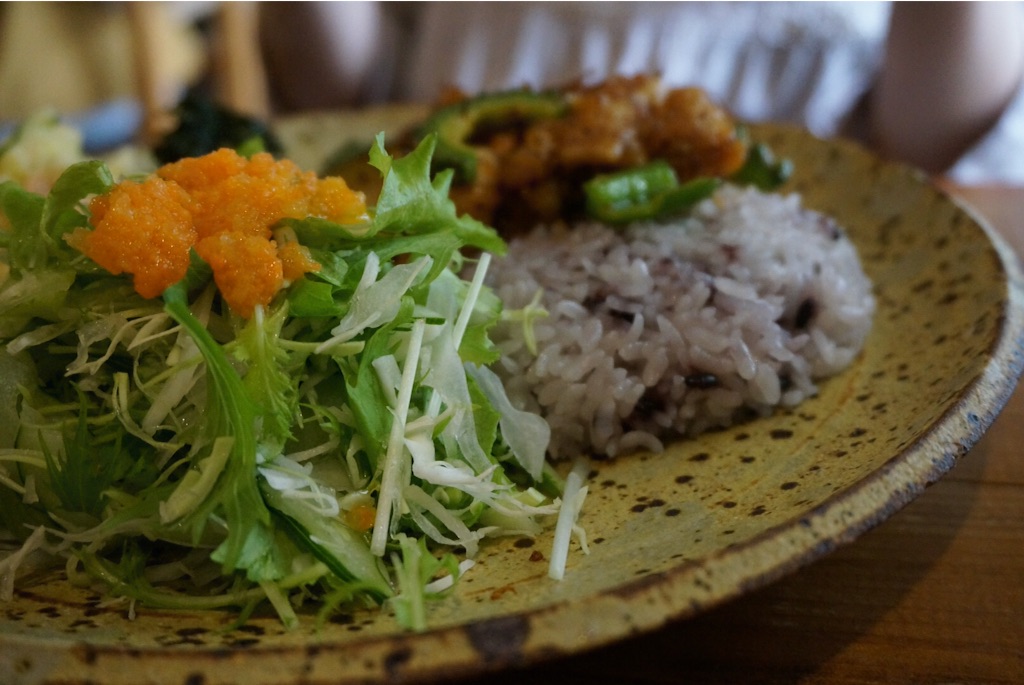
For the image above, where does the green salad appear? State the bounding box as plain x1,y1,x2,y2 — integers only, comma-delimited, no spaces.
0,115,582,631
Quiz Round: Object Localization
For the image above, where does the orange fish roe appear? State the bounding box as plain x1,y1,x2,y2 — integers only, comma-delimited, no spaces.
195,233,282,319
309,176,371,226
278,240,321,284
67,176,197,299
345,502,377,533
69,148,368,316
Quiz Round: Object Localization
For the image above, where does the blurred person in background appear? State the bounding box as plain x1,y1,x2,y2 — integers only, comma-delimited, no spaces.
259,1,1024,184
1,2,1021,184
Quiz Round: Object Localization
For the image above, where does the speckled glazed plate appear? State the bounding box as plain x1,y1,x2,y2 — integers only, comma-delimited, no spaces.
3,113,1023,685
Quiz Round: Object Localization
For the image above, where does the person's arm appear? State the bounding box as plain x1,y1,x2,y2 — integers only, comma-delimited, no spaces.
869,2,1024,173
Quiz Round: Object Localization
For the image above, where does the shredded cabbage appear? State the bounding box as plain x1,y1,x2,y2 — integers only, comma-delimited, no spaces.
0,130,577,630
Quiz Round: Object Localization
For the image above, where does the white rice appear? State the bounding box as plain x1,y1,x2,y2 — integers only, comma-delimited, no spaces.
485,184,875,459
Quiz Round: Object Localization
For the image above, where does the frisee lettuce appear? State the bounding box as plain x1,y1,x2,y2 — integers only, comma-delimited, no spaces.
0,132,567,629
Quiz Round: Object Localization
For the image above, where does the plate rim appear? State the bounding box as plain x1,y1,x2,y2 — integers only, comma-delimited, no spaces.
2,123,1023,685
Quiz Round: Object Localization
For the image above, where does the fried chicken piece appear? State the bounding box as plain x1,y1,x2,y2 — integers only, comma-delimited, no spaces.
332,76,749,232
476,76,747,228
544,75,656,170
642,86,747,181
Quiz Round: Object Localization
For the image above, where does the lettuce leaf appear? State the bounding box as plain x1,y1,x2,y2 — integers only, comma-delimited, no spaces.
0,131,562,632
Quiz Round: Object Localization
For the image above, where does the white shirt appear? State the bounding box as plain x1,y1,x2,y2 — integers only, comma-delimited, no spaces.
395,1,1023,184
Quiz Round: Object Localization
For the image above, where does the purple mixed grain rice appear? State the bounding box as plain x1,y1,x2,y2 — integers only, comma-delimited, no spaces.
484,185,875,459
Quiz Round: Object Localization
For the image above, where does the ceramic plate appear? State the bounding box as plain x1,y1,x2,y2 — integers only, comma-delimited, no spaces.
2,114,1023,685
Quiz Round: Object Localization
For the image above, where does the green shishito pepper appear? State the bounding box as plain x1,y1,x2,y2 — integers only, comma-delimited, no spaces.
414,90,568,182
583,139,793,225
583,161,722,224
730,141,794,190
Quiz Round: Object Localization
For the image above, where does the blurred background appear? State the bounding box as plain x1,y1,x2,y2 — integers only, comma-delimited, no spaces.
0,1,1022,182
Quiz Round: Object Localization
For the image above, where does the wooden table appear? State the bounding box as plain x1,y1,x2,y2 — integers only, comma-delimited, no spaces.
454,185,1024,685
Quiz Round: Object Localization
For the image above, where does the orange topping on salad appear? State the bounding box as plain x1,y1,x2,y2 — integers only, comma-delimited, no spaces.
345,503,377,533
68,148,368,317
71,176,197,299
194,233,283,319
278,240,321,283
